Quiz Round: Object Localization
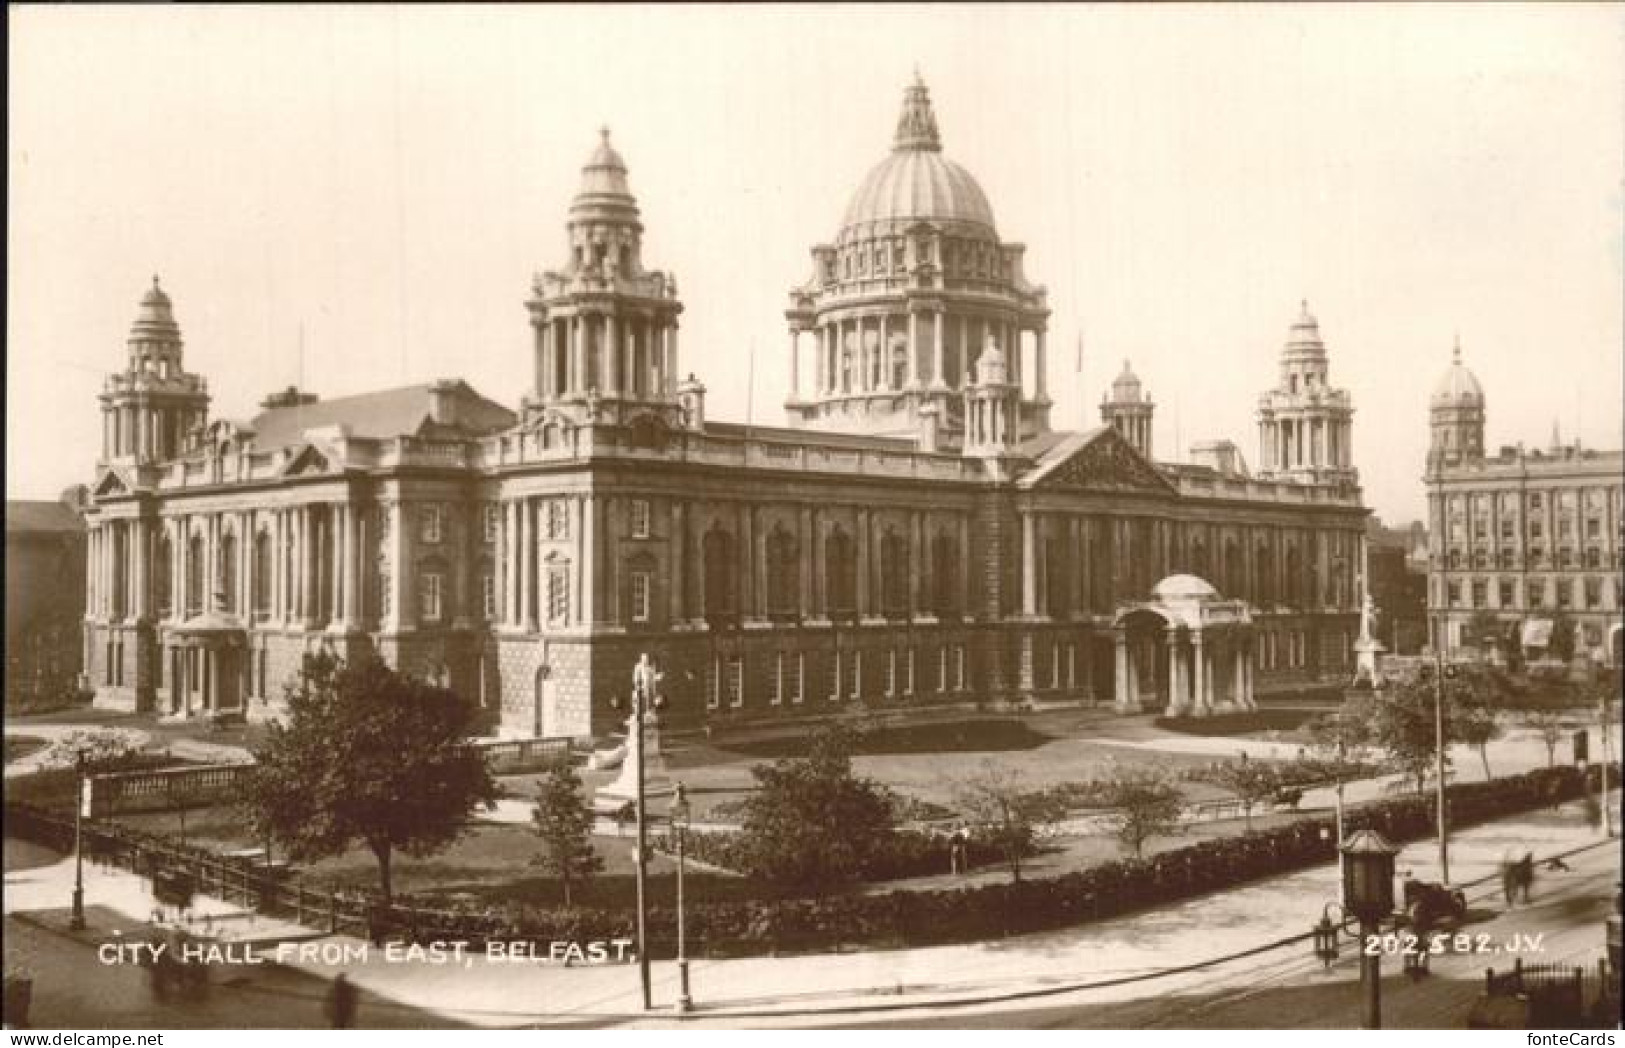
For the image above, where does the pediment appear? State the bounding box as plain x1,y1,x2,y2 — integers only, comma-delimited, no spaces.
92,468,132,499
281,444,332,477
1022,427,1178,496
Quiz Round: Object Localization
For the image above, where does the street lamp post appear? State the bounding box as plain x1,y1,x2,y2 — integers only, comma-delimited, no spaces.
671,781,693,1014
632,676,651,1011
70,751,87,931
1432,649,1452,885
1343,829,1400,1030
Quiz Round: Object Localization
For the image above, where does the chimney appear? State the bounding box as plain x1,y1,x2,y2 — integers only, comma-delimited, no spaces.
428,379,459,426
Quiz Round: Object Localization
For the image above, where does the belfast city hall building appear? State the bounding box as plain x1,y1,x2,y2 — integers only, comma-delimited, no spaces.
83,78,1369,738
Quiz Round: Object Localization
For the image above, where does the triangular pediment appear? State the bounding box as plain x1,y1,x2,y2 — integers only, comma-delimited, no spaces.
281,444,332,477
1020,426,1178,495
92,467,132,499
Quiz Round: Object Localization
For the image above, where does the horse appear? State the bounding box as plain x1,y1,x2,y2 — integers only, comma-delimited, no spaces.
1500,851,1534,906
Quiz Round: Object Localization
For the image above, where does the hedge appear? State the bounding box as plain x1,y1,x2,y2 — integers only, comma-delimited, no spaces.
372,764,1609,957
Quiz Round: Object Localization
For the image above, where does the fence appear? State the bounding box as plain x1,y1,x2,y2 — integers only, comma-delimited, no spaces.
1483,959,1591,1027
90,763,253,816
472,736,574,775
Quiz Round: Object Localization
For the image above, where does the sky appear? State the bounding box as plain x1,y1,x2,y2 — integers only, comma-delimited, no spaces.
9,4,1623,523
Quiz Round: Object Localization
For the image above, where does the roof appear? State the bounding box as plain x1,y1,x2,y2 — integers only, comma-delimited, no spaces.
841,78,996,234
1431,345,1484,409
6,501,86,536
245,381,515,451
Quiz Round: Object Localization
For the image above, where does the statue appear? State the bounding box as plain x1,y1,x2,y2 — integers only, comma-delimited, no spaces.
594,652,673,804
1352,592,1387,687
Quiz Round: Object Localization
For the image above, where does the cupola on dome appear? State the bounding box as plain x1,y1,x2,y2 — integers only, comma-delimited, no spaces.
839,75,997,238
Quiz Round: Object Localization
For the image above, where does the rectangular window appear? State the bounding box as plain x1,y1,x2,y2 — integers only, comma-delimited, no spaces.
1050,644,1061,689
1586,518,1601,539
1447,581,1462,607
905,648,915,696
1558,519,1573,539
547,566,570,623
483,504,500,544
885,650,897,696
630,571,651,623
1529,493,1543,510
953,645,967,691
1556,579,1572,608
830,651,842,702
1499,519,1514,540
630,499,651,539
420,572,443,622
792,654,804,704
482,573,497,620
1499,580,1515,608
938,647,949,693
1584,578,1601,608
772,653,785,705
421,506,442,544
1066,644,1077,688
850,651,862,699
728,656,744,708
1471,580,1487,608
708,655,720,709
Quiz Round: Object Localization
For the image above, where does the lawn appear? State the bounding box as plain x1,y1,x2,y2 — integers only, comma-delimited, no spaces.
1153,708,1322,740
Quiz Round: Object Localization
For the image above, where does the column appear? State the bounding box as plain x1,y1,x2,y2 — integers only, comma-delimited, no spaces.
1191,631,1207,715
908,511,922,617
856,508,871,615
908,312,921,386
520,497,536,630
959,514,973,614
1232,643,1246,711
667,323,680,396
1021,512,1038,617
604,314,620,396
932,309,946,388
788,328,801,400
343,503,361,623
1165,627,1185,715
578,495,597,626
798,507,814,619
811,510,827,616
1035,328,1048,401
670,501,687,621
879,315,891,389
1113,628,1131,712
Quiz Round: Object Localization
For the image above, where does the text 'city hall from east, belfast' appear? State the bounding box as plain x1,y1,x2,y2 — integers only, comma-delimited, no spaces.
83,78,1367,738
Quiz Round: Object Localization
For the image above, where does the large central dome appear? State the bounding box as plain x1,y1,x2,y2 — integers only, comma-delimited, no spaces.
839,76,996,238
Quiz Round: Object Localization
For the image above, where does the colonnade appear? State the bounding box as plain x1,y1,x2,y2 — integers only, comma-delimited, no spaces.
534,310,678,402
791,311,1047,399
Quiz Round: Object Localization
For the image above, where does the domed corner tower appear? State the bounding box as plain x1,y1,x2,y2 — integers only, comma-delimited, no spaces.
1427,337,1486,473
525,129,685,429
1254,301,1358,488
784,74,1052,448
1100,359,1155,459
98,276,211,468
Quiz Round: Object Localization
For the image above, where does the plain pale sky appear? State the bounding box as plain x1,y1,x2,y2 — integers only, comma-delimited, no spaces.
9,4,1622,523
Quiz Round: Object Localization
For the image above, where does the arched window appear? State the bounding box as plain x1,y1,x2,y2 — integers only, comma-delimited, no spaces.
765,525,799,618
1254,542,1273,606
186,535,204,615
880,528,908,617
931,531,958,616
703,526,737,620
1284,545,1302,609
219,532,238,613
826,526,857,618
252,531,271,616
1224,538,1242,597
154,535,172,617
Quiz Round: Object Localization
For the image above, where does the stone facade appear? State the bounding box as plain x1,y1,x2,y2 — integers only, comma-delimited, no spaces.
1424,345,1623,664
83,78,1367,740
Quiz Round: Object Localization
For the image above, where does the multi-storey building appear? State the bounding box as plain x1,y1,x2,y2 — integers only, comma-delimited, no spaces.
82,78,1367,737
1425,345,1623,664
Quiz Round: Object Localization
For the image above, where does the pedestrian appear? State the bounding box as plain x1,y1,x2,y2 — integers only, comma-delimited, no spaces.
324,973,358,1029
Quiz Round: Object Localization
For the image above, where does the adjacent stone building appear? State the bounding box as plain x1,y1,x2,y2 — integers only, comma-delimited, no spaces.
83,78,1367,737
7,492,88,711
1424,344,1623,664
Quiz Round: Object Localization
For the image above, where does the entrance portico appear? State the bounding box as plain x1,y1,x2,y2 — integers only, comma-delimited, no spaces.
1112,574,1256,717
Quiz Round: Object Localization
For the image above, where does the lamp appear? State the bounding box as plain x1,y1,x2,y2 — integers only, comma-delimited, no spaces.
1341,829,1400,1029
671,781,693,1014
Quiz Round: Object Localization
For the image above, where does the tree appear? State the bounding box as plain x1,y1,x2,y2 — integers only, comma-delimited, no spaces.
1529,709,1566,768
1360,664,1491,793
736,724,897,894
531,762,603,906
1455,697,1503,779
1202,756,1279,834
952,762,1068,883
240,652,498,902
1464,610,1504,659
1548,613,1577,663
1098,762,1184,859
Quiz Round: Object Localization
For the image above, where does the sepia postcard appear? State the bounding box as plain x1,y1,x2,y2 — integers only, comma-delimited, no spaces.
5,3,1622,1035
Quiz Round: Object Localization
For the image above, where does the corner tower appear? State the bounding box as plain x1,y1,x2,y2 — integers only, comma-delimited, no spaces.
526,130,684,427
1100,360,1155,459
98,277,210,466
1427,339,1486,471
785,75,1051,447
1255,302,1357,487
